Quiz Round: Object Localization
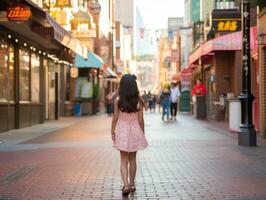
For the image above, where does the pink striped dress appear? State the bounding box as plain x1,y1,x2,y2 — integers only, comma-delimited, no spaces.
113,111,148,152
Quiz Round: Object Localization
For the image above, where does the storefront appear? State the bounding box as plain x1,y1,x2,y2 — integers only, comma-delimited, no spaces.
69,51,108,115
189,27,258,122
0,0,87,132
258,7,266,137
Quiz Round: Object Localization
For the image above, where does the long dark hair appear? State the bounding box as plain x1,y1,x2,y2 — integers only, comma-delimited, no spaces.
118,74,140,113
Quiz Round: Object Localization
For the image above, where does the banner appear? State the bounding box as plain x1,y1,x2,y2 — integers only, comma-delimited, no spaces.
170,49,179,62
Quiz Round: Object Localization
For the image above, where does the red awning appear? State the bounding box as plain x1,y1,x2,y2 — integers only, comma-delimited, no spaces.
189,26,257,64
180,67,192,76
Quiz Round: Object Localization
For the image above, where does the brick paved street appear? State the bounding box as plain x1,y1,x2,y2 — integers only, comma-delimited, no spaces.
1,113,266,200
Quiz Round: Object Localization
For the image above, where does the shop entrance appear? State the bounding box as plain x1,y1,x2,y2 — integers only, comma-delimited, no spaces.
205,68,215,119
44,59,57,120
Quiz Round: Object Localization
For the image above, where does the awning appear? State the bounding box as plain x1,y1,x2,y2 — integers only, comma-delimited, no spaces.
75,51,104,68
180,67,192,76
189,26,257,64
103,67,117,78
46,14,87,59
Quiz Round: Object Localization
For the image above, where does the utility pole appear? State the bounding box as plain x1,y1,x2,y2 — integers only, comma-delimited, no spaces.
238,0,257,146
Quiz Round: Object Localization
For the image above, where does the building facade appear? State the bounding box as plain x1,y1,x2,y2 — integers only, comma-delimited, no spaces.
258,5,266,138
0,0,86,132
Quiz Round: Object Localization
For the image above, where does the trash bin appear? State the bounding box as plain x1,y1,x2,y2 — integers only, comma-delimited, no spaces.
193,95,206,119
229,99,241,132
74,103,82,116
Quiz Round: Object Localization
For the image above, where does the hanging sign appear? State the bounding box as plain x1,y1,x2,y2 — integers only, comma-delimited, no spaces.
170,49,179,62
212,19,241,32
88,1,101,15
7,3,31,22
212,9,241,32
140,28,145,39
55,0,72,8
70,67,79,78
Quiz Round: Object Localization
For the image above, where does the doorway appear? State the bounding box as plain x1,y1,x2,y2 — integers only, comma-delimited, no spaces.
205,67,215,119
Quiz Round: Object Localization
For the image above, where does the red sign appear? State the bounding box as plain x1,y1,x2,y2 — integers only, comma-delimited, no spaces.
170,49,179,62
140,28,145,39
7,3,31,22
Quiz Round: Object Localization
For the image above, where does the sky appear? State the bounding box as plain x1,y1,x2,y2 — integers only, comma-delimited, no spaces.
135,0,184,29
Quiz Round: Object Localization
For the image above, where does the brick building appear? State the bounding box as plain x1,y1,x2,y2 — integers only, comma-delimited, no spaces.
258,7,266,138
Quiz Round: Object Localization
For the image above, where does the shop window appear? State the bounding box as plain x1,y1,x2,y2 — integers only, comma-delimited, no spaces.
31,54,40,103
48,60,56,103
0,40,8,102
9,46,14,102
19,49,30,102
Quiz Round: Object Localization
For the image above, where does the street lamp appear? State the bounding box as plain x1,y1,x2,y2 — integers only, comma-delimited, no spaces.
238,0,256,146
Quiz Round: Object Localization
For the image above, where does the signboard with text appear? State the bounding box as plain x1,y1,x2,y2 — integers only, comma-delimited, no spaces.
212,19,241,32
170,49,179,62
7,3,31,22
212,9,241,33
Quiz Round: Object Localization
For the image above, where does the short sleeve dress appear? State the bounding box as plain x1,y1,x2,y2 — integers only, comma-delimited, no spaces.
113,111,149,152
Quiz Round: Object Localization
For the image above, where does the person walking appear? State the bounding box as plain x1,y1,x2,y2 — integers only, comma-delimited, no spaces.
147,91,153,112
111,74,149,196
106,91,114,116
142,90,149,110
170,82,181,120
160,87,171,121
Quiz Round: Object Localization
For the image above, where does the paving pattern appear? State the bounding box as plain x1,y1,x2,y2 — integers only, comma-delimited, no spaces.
0,113,266,200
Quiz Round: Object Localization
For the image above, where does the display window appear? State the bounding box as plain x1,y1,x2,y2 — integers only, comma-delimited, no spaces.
0,39,9,102
31,53,40,103
19,49,30,102
9,46,14,102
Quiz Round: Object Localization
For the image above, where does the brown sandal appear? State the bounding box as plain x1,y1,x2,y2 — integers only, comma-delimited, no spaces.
129,184,136,193
122,186,130,196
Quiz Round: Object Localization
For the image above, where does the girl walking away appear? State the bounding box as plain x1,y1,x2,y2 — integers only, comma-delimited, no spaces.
111,74,149,196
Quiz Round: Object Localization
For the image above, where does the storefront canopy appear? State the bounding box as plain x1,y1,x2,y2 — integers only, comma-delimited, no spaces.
103,67,117,78
189,26,257,64
75,51,104,68
46,14,88,59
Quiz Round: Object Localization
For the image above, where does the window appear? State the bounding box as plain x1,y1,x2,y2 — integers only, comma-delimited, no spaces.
0,40,8,102
31,54,40,103
9,46,14,101
19,49,30,102
216,0,236,9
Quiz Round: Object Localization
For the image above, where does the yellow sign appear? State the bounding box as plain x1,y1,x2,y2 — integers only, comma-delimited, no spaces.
215,20,240,32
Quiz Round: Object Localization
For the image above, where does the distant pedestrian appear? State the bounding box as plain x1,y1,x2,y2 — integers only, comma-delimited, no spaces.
170,82,181,120
147,91,153,112
160,87,171,121
151,94,157,112
142,91,149,110
111,74,149,196
106,91,114,116
191,78,206,96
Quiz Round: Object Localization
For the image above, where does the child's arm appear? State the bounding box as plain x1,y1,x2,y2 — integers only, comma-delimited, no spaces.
111,98,119,141
138,102,145,134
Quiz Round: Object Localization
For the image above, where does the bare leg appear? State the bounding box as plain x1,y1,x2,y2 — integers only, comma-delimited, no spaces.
120,151,129,187
129,151,137,186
